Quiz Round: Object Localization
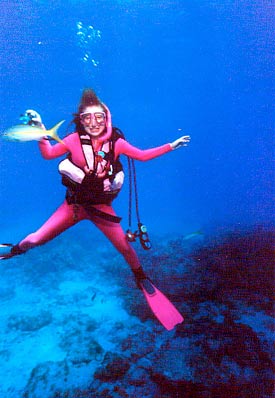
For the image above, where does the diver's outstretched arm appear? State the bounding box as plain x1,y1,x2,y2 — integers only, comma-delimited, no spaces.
116,134,191,161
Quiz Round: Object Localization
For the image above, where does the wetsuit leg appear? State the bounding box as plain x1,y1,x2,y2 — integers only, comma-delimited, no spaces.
19,201,86,251
88,206,141,271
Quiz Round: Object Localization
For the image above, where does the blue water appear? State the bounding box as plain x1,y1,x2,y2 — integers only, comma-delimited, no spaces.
0,1,274,397
1,0,274,238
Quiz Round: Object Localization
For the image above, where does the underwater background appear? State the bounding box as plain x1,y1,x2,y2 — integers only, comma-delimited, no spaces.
0,1,274,397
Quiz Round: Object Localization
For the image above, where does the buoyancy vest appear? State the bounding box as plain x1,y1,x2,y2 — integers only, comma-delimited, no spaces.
59,128,125,206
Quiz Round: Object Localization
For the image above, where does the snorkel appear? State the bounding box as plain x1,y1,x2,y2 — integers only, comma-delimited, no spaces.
97,102,112,142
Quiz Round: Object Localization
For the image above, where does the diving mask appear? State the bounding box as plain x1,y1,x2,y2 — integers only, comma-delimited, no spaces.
80,112,106,126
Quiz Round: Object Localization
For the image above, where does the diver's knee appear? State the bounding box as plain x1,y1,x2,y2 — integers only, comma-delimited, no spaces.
20,232,42,249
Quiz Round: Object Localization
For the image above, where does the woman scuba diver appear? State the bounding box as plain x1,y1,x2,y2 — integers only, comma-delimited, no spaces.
1,89,190,330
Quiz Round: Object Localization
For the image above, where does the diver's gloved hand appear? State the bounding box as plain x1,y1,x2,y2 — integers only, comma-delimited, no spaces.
21,109,45,129
170,135,191,150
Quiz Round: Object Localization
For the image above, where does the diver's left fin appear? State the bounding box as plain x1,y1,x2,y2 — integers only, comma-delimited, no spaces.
0,243,13,248
140,279,184,330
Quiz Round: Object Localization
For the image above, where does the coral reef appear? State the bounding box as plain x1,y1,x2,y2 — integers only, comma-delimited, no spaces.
0,227,274,397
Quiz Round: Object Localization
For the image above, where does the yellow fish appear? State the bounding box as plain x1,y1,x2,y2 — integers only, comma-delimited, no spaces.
2,120,65,144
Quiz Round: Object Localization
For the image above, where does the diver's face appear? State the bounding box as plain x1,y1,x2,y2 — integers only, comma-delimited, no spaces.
80,105,106,138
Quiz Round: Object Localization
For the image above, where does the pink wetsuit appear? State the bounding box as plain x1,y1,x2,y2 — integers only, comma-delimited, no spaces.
19,133,172,270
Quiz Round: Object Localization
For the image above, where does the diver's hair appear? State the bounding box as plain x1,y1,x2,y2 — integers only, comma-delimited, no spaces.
78,88,101,113
73,88,107,131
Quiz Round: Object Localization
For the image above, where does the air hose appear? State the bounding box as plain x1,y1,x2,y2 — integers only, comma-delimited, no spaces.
126,158,152,250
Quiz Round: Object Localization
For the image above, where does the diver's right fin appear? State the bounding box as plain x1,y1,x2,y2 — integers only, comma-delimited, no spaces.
140,279,184,331
0,244,26,260
0,243,13,259
0,253,15,260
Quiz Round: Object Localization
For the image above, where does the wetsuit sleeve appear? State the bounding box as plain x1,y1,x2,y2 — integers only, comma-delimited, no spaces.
115,138,172,161
38,136,71,159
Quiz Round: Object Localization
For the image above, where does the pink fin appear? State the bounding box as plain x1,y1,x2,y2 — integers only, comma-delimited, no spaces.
140,280,184,330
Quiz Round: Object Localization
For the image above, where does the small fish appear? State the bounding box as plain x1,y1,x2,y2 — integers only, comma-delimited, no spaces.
2,120,65,144
91,292,97,301
183,230,203,241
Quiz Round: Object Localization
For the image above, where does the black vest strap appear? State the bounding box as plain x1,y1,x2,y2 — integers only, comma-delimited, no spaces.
82,204,121,223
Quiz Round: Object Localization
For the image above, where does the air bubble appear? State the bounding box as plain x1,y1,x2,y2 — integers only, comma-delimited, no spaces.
91,59,99,67
76,21,101,70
